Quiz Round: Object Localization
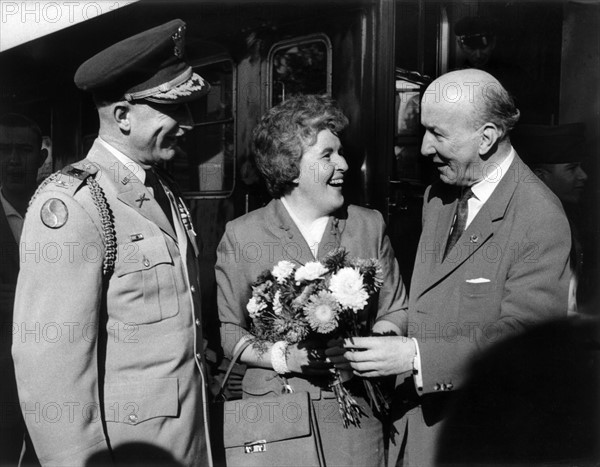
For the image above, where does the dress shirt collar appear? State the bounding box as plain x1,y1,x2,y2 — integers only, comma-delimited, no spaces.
470,147,515,204
97,137,146,184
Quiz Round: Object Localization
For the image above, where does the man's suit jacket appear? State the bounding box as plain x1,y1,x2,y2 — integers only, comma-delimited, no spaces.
0,200,19,285
392,154,571,466
216,198,408,397
13,140,212,466
0,198,26,464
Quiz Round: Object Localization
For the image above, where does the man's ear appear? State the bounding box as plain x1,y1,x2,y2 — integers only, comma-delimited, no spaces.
113,103,131,132
479,122,501,155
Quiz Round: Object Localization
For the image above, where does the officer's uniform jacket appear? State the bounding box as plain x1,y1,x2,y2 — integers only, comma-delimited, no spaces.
12,139,212,466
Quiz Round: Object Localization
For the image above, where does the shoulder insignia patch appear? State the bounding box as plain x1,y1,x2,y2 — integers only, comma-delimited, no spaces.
40,198,69,229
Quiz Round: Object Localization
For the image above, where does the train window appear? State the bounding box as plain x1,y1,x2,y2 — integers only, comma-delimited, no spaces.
171,58,235,198
268,34,332,106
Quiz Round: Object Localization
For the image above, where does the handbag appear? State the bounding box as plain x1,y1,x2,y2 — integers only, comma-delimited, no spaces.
211,340,325,467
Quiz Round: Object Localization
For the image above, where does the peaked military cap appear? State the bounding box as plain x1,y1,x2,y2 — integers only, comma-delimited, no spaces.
512,123,586,164
74,19,209,104
455,16,497,49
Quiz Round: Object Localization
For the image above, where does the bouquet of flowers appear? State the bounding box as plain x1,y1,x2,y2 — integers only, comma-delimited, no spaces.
246,247,388,428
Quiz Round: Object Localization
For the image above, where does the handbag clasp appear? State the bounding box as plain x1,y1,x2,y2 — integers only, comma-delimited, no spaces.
244,440,267,453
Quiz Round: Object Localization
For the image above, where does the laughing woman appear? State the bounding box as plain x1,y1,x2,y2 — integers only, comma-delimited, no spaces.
215,94,407,466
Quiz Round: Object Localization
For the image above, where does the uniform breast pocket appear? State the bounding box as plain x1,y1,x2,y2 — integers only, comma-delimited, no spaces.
116,236,180,324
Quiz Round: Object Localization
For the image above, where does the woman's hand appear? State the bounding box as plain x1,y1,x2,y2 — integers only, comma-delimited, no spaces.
285,340,333,376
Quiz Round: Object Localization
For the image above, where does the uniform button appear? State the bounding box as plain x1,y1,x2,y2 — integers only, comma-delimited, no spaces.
190,285,196,293
143,258,150,267
195,318,201,327
128,413,138,424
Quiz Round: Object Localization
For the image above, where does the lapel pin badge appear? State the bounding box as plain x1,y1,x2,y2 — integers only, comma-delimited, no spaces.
470,234,479,243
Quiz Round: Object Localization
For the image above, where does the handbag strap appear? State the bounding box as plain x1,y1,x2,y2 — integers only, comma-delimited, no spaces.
216,339,253,401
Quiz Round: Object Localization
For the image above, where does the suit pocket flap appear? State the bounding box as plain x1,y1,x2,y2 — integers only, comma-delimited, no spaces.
117,236,173,277
222,392,312,448
104,378,178,424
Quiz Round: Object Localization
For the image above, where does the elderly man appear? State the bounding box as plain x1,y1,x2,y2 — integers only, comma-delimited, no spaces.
13,20,213,466
328,69,571,466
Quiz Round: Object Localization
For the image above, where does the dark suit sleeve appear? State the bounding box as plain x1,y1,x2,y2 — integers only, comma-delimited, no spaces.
12,189,111,465
417,199,571,394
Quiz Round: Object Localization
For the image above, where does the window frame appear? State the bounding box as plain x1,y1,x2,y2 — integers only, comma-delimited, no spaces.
178,53,237,200
266,33,333,108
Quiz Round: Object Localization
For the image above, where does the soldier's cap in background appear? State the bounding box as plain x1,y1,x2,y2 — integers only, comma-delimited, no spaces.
455,16,497,49
512,123,587,165
74,19,210,104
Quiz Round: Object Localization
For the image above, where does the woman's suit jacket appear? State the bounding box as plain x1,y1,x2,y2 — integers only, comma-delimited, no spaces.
215,198,408,397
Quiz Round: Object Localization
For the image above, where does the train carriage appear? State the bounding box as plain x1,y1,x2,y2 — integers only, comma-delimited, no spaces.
1,0,598,367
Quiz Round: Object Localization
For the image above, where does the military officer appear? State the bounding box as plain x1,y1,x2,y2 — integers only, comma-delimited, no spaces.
12,20,213,466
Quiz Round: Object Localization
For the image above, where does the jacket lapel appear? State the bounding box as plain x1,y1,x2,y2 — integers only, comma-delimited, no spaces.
86,141,177,240
417,155,522,298
0,201,19,283
264,199,323,266
317,216,343,259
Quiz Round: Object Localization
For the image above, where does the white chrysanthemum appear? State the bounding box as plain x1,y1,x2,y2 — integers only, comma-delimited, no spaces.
272,260,295,284
328,267,369,311
295,261,328,283
247,296,266,318
273,290,283,315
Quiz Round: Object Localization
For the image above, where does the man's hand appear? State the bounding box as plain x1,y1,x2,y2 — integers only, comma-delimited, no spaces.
326,336,416,378
286,340,334,376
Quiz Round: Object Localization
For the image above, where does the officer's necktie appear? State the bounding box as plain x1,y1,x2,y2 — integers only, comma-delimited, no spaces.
444,187,473,259
145,168,174,227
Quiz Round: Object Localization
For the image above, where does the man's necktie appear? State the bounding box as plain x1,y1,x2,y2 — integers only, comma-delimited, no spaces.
145,168,174,227
444,187,473,259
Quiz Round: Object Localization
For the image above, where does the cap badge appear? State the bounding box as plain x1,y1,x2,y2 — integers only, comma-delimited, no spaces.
172,25,186,59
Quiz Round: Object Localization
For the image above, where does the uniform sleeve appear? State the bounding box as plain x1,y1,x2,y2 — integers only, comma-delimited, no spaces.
417,204,571,394
372,210,409,333
215,222,252,358
12,190,111,466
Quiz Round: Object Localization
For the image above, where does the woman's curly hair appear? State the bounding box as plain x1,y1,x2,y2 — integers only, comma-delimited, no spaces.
251,94,349,198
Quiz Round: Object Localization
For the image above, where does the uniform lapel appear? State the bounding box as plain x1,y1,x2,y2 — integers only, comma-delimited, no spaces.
86,141,177,240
